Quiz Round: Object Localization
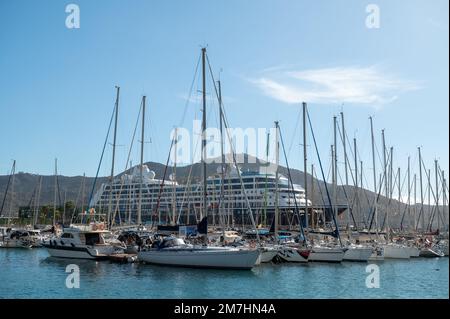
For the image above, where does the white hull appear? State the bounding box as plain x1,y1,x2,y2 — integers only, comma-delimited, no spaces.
276,246,309,263
383,245,410,259
257,247,278,263
309,247,345,263
0,239,32,249
406,246,420,258
343,246,373,262
46,247,100,260
138,247,260,269
419,248,444,258
44,244,116,260
368,247,385,261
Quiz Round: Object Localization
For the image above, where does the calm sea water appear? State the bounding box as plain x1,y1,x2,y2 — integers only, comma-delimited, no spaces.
0,249,448,299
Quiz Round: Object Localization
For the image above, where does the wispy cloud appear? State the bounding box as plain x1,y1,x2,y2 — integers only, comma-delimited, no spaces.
250,65,421,108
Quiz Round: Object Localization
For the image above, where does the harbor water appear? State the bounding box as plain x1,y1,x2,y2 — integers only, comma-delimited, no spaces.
0,249,448,299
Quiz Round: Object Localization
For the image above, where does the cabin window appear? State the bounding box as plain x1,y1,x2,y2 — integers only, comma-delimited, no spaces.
61,233,74,239
84,233,101,245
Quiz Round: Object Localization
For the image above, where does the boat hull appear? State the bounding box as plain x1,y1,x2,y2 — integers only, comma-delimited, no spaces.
43,244,112,260
368,247,385,261
258,248,278,263
0,239,32,249
383,245,410,259
406,246,420,258
276,247,309,263
309,247,345,263
343,247,373,262
138,248,260,269
419,248,444,258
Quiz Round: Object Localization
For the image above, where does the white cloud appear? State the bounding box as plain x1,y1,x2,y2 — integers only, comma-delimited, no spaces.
250,66,421,108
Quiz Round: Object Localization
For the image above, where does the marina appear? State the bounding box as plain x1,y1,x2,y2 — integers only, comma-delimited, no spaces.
0,46,449,298
0,1,448,303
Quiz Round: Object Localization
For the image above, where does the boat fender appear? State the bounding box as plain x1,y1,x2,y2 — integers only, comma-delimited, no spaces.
60,240,65,245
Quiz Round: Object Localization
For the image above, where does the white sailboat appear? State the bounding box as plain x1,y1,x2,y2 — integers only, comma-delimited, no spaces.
138,236,259,269
257,245,279,263
382,243,411,259
343,244,373,262
419,246,444,258
138,48,260,270
276,245,310,263
309,245,345,263
368,245,385,261
0,229,33,248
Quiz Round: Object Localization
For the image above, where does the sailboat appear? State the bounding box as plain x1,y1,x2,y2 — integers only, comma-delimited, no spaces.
138,48,260,269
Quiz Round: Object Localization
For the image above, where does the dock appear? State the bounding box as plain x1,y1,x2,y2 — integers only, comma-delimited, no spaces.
108,253,138,263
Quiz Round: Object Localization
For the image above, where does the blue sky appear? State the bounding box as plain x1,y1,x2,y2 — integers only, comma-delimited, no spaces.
0,0,448,195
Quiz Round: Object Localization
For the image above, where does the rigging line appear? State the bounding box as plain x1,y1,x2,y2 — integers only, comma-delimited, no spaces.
178,53,202,128
367,152,389,231
206,54,260,243
336,120,357,186
56,174,62,209
110,100,143,227
287,107,302,157
306,109,342,246
87,101,117,209
0,162,15,216
278,126,307,243
315,167,328,212
177,119,203,223
70,176,83,224
153,138,175,223
336,164,357,228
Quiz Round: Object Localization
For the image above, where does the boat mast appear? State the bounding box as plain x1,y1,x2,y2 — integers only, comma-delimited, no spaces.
201,47,207,223
274,121,280,240
331,144,336,221
311,164,315,229
397,167,401,224
340,112,351,232
414,173,417,230
53,158,57,226
341,112,348,186
81,173,85,220
34,175,42,226
407,156,411,231
418,147,424,231
427,168,431,230
138,95,146,226
381,130,387,234
435,160,440,231
370,117,377,196
303,102,309,231
354,138,359,229
333,116,338,232
108,86,120,228
8,161,16,226
369,117,378,231
218,80,226,232
172,127,178,225
442,170,447,231
63,190,67,225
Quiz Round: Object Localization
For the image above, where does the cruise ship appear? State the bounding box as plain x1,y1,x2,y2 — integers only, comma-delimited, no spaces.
90,164,311,227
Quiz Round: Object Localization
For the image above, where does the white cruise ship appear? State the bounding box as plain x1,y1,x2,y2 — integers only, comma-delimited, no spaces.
90,164,311,226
